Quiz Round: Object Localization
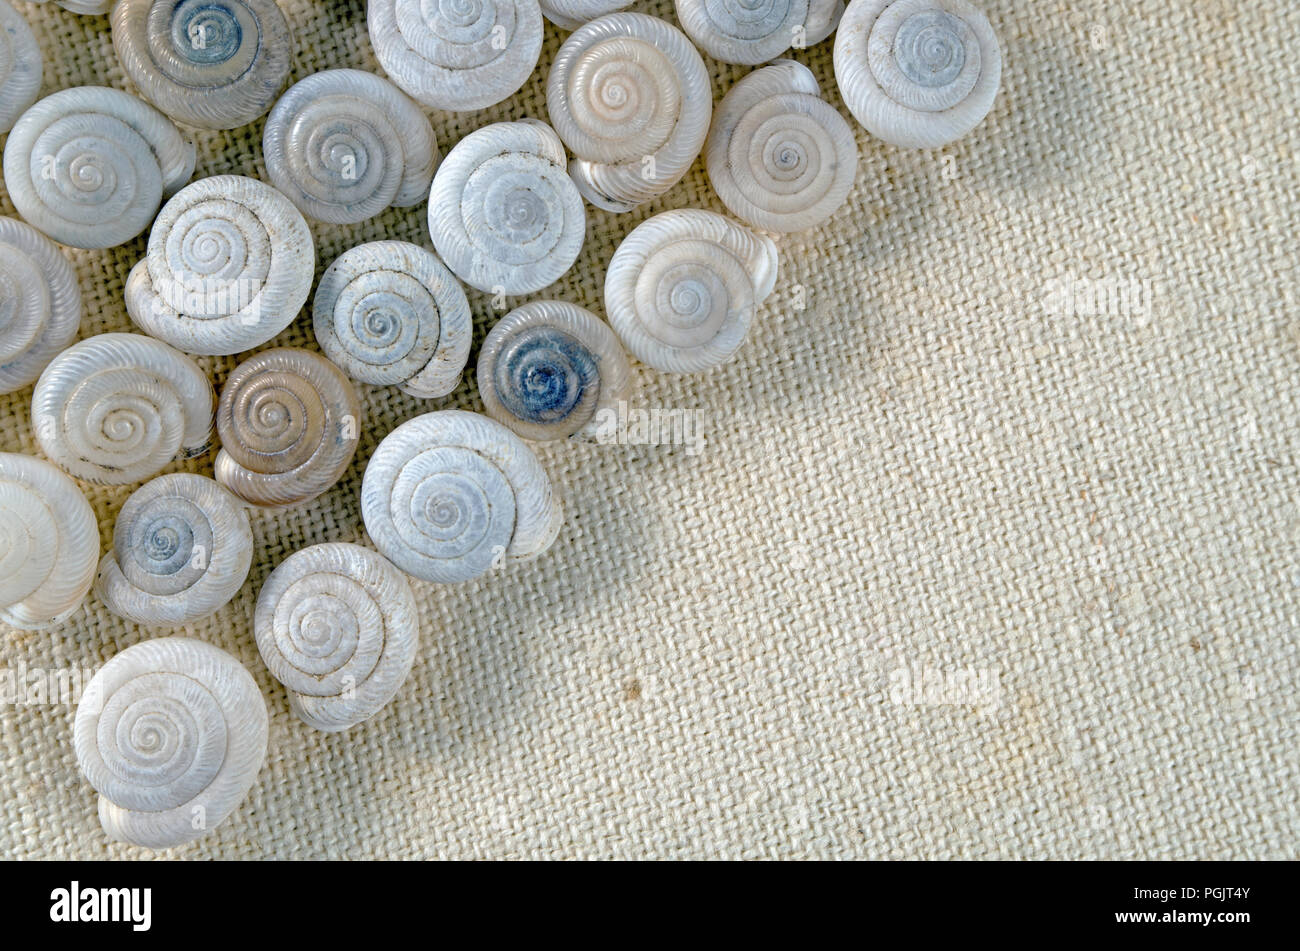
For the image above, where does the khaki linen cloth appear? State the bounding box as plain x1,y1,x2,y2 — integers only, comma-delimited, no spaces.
1,0,1296,859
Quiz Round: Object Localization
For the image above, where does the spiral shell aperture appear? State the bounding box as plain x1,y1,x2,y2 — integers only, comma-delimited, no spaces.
314,241,472,399
96,473,253,628
367,0,543,112
605,209,779,373
0,453,98,630
0,0,41,135
255,543,419,733
0,217,82,394
263,69,439,225
33,333,215,485
427,120,585,296
833,0,1001,149
215,348,361,508
2,87,196,250
546,13,711,213
538,0,633,32
111,0,294,131
125,175,315,357
362,410,563,583
73,637,268,850
478,300,632,441
706,61,858,234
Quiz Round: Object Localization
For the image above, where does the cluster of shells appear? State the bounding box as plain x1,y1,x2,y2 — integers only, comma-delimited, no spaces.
0,0,1001,850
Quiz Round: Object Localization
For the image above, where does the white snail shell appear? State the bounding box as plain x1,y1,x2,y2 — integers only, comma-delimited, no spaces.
367,0,543,112
675,0,806,65
0,453,98,630
95,473,253,628
833,0,1001,148
111,0,294,131
361,409,563,583
313,241,471,399
805,0,845,45
33,333,215,485
214,347,361,509
74,637,268,850
478,300,632,442
28,1,114,13
125,175,315,356
705,60,858,234
0,217,82,394
605,209,779,373
263,68,439,225
427,120,585,296
2,86,196,250
538,0,632,32
0,0,41,135
546,13,711,213
254,542,418,733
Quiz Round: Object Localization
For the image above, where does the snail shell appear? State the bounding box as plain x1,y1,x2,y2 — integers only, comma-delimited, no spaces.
313,241,471,399
0,0,41,135
0,217,82,394
214,348,361,509
28,1,114,13
546,13,711,213
367,0,543,112
95,473,253,628
111,0,294,131
705,60,858,234
0,453,98,630
675,0,809,65
427,120,585,296
2,86,196,250
538,0,633,32
73,637,268,850
478,300,632,442
361,409,563,583
833,0,1001,148
263,68,439,225
33,333,215,485
254,542,418,733
805,0,845,45
605,209,778,373
125,175,315,357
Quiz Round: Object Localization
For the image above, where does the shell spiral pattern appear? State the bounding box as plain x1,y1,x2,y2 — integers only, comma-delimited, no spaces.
428,120,585,296
546,13,711,213
125,175,315,356
0,453,98,630
675,0,809,65
362,410,563,583
73,637,268,850
367,0,543,112
314,241,472,399
478,300,632,442
705,60,858,234
833,0,1001,148
255,543,418,733
215,348,361,509
0,0,41,135
605,209,779,373
538,0,632,32
96,473,253,628
111,0,294,131
0,217,82,394
263,69,438,225
2,87,196,249
33,333,215,485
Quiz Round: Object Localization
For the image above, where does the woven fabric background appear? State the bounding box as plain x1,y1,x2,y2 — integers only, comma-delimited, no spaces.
1,0,1296,859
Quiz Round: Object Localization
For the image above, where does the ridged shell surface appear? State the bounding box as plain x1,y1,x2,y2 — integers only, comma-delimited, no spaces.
361,409,563,583
95,473,253,627
0,216,82,394
0,452,98,630
214,348,361,508
2,86,196,249
73,637,268,850
125,175,315,356
676,0,809,65
32,333,215,484
313,241,471,399
538,0,632,32
255,542,418,733
0,0,41,135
